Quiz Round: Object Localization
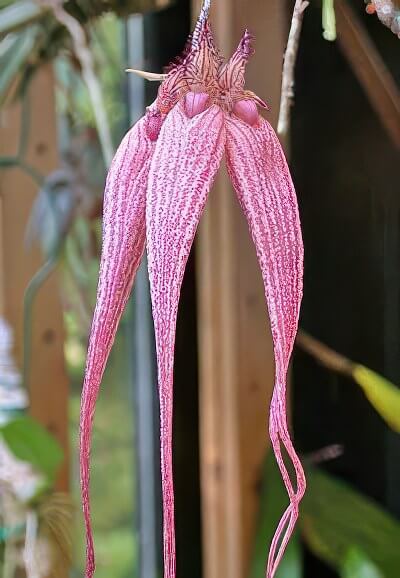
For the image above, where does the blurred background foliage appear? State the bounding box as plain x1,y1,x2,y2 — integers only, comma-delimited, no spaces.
0,0,167,575
1,0,400,577
0,0,169,105
249,333,400,578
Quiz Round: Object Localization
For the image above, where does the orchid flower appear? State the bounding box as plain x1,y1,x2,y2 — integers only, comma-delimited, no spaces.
79,1,306,577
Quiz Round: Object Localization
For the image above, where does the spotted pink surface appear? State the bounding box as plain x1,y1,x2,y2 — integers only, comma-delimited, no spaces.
80,4,305,578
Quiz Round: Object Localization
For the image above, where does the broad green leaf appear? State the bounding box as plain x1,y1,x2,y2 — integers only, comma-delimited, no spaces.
0,415,63,482
353,365,400,432
322,0,336,41
301,468,400,577
341,547,383,578
0,1,44,35
248,453,303,578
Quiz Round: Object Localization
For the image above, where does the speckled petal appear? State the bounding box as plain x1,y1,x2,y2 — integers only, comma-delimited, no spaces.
80,114,155,578
146,102,225,578
225,115,306,578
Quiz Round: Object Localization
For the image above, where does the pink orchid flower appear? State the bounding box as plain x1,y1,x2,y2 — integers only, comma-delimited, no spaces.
80,2,306,577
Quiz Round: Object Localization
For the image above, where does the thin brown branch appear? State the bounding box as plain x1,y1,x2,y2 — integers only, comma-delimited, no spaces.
305,443,344,465
336,0,400,149
39,0,114,166
277,0,309,138
296,329,355,377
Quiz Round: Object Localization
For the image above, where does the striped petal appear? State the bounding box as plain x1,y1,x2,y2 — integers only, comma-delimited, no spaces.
146,102,225,578
80,114,155,578
225,115,306,578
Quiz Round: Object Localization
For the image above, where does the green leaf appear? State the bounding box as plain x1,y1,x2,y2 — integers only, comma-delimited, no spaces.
353,365,400,432
341,547,383,578
248,453,303,578
301,468,400,577
322,0,336,41
0,1,44,35
0,156,18,167
0,27,40,99
0,416,63,482
25,179,74,258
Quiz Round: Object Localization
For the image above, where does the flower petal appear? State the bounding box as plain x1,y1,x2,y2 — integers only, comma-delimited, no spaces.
225,115,306,578
218,29,254,92
146,102,225,578
80,114,155,578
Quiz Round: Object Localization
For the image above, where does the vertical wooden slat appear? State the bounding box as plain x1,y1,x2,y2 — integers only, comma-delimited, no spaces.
195,1,287,577
0,66,69,492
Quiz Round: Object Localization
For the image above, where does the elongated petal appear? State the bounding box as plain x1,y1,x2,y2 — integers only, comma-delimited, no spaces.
146,102,225,578
218,29,253,92
225,115,306,578
80,115,155,578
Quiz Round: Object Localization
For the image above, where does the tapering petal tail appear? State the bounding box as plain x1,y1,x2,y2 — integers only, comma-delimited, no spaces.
146,103,225,578
225,116,306,578
80,115,155,578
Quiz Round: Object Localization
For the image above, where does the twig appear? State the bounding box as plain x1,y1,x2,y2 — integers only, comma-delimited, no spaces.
40,0,114,166
305,443,344,464
23,256,57,389
277,0,309,138
0,157,44,186
336,0,400,149
296,329,355,377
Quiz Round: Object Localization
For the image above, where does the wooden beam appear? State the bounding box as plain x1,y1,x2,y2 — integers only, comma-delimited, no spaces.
0,66,69,492
195,1,286,577
336,0,400,150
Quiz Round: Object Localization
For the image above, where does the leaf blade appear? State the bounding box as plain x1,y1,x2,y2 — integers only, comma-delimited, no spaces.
0,415,64,482
301,468,400,576
353,364,400,432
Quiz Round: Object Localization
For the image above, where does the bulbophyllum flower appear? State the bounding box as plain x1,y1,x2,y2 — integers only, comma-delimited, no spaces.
79,2,306,577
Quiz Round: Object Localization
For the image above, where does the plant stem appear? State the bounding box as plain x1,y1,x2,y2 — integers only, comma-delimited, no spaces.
277,0,309,138
296,329,355,377
43,0,114,166
23,256,57,389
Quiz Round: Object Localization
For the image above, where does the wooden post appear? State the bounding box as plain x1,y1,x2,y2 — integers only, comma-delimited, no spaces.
0,66,69,491
194,1,287,577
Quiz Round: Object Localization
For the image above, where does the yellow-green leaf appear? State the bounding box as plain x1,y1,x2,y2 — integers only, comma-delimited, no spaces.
341,547,383,578
352,365,400,432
